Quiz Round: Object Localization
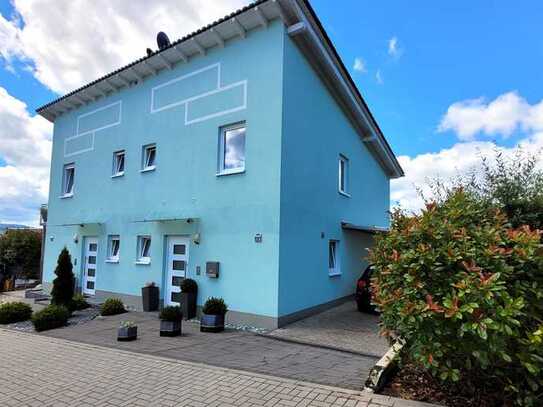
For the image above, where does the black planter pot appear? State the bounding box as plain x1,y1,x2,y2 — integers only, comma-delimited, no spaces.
200,313,225,333
141,285,159,312
181,292,197,320
160,320,182,337
117,326,137,341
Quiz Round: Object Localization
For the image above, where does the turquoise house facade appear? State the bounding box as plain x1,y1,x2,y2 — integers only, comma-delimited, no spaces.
37,0,403,328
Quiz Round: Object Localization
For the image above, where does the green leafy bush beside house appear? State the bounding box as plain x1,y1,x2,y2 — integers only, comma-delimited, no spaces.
100,298,125,316
0,302,33,324
370,189,543,406
32,305,70,332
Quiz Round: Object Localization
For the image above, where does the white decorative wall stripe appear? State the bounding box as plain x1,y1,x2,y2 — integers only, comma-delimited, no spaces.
150,62,248,124
185,80,247,125
65,101,122,157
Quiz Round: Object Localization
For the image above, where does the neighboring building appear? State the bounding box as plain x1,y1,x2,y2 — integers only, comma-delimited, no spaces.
37,0,403,328
0,224,32,235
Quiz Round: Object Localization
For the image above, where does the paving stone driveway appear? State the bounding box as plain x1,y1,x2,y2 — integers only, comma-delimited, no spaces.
265,302,388,357
41,312,377,389
0,329,438,407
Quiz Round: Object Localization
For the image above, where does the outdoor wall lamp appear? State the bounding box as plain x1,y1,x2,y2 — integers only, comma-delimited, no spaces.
192,233,200,245
73,234,79,244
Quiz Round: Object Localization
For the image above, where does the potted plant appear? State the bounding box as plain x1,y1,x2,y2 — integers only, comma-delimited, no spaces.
117,321,137,341
159,306,183,337
180,278,198,320
141,281,159,312
200,297,228,333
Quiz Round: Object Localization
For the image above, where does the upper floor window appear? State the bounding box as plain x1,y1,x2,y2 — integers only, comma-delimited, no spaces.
106,235,120,263
136,235,151,264
112,151,125,177
328,240,341,276
338,155,350,196
62,163,75,198
141,144,156,172
218,123,246,175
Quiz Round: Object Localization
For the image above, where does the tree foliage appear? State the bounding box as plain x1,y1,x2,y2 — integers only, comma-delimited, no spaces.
464,148,543,230
370,189,543,406
0,229,42,280
50,247,75,309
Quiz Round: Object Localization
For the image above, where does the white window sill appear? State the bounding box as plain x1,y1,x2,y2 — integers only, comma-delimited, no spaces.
60,193,74,199
338,190,351,198
105,258,119,264
135,260,151,265
111,172,124,178
140,166,156,173
216,168,245,177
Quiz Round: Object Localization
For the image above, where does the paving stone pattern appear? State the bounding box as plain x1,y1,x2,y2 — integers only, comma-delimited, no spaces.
41,312,376,389
0,329,440,407
266,302,389,357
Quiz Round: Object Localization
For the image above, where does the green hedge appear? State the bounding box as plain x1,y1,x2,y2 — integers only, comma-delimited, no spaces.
370,189,543,406
32,305,70,332
100,298,125,316
0,302,33,324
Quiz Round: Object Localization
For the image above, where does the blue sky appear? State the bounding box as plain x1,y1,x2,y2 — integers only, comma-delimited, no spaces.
311,0,543,154
0,0,542,224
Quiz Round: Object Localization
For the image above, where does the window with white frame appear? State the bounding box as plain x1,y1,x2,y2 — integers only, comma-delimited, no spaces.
142,144,156,171
328,240,340,276
136,236,151,264
107,235,120,262
62,163,75,197
218,123,246,175
112,150,125,177
338,155,349,195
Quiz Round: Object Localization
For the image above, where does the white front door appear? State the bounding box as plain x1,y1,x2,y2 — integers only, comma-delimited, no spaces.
82,237,98,295
165,236,189,306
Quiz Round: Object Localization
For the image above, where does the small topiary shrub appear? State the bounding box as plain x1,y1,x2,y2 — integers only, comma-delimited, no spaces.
370,189,543,406
180,278,197,293
71,294,89,311
31,305,70,332
159,305,182,321
100,298,126,316
0,302,33,324
202,297,227,315
50,247,75,310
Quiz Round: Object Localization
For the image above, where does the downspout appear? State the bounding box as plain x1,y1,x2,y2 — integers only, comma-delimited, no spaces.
39,204,48,283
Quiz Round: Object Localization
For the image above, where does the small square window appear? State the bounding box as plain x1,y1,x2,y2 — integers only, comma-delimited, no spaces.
62,163,75,197
328,240,341,276
338,155,349,196
218,123,246,175
142,144,156,171
112,151,125,177
107,235,120,262
136,236,151,264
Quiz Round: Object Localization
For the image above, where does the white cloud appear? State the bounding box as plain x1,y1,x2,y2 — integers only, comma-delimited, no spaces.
353,57,367,73
388,36,402,58
438,91,543,141
376,69,383,84
0,87,52,225
0,0,248,94
391,132,543,213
